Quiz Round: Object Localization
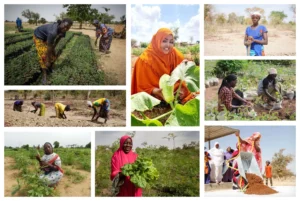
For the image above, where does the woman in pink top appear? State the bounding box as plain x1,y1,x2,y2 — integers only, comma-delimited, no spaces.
110,135,142,196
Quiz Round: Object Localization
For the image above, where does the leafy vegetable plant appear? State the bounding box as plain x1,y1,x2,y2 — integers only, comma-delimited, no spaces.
121,157,159,189
131,61,199,126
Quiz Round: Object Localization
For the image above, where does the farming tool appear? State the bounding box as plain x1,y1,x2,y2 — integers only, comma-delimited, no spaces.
225,135,262,192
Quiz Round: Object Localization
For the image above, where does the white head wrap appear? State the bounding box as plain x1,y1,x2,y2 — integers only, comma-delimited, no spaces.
87,101,92,107
251,12,261,17
268,68,277,75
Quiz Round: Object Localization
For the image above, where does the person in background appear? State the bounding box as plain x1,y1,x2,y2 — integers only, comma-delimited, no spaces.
110,135,142,196
36,142,64,187
222,146,234,182
209,142,225,184
257,68,281,108
218,74,252,112
92,20,114,54
54,102,70,119
244,12,268,56
205,147,212,184
31,101,46,116
87,98,110,123
13,100,24,112
16,17,22,32
264,160,273,186
33,18,73,84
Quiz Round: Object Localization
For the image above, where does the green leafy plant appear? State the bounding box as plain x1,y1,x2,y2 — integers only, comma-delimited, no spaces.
121,157,159,189
131,61,199,126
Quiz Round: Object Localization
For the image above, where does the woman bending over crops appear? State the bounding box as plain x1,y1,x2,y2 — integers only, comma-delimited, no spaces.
36,142,63,187
232,131,262,190
131,28,198,104
111,135,142,196
92,20,114,54
257,68,281,107
244,12,268,56
31,101,46,116
87,98,110,123
218,74,252,112
54,102,70,119
13,100,24,112
33,18,73,84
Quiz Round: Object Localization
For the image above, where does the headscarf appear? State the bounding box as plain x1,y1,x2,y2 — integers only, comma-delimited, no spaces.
110,135,137,180
268,68,277,75
131,28,184,95
87,101,92,107
139,28,184,77
209,142,224,166
251,12,261,18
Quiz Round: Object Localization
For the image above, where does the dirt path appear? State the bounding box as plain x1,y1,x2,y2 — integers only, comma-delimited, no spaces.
4,100,126,127
4,157,90,197
70,29,126,85
205,28,296,56
205,80,296,120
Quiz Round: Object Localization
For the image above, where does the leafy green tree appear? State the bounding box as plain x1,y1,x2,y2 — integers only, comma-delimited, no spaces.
271,149,294,178
85,142,91,148
63,4,92,29
22,9,40,25
53,141,60,148
38,17,47,24
269,11,287,26
216,13,226,25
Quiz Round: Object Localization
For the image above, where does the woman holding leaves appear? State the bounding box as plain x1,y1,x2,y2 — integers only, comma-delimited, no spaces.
92,20,114,54
36,142,64,187
33,18,73,84
131,28,197,105
110,135,142,196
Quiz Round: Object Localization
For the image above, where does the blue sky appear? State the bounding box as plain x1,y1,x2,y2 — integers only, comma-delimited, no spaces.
214,4,295,23
131,4,200,44
5,4,125,22
95,131,199,150
205,126,296,174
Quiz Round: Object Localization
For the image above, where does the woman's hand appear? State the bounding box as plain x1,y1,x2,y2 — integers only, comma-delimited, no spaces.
36,154,41,162
152,88,164,100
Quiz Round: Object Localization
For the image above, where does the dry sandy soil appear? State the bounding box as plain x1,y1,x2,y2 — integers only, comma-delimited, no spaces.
205,26,296,56
70,26,126,85
4,100,126,127
205,79,296,120
4,157,91,197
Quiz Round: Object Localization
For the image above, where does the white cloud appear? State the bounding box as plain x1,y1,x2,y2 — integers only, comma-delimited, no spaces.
131,5,200,44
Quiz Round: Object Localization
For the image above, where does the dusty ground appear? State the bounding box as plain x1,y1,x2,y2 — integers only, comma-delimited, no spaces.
205,26,296,56
4,100,126,127
205,79,296,120
70,28,126,85
4,157,91,197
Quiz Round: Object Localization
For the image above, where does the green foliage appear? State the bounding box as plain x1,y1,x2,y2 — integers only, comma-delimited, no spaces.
271,149,294,178
131,61,199,126
44,92,51,101
140,42,149,48
213,60,246,78
269,11,287,25
5,34,33,46
132,48,145,56
5,39,34,59
121,157,159,188
22,9,40,26
96,143,199,196
53,141,60,149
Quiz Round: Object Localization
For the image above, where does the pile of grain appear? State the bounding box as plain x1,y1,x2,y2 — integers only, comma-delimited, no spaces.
245,173,278,195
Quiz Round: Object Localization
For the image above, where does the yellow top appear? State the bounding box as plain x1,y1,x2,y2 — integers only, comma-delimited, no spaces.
93,98,106,107
55,103,66,114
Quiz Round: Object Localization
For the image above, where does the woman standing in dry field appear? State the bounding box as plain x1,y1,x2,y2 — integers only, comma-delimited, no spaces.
36,142,64,187
93,20,114,54
244,12,268,56
232,131,262,190
110,135,142,196
87,98,110,123
33,18,73,84
131,28,196,104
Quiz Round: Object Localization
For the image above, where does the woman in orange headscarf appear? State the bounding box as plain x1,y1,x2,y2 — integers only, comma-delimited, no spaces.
131,28,194,104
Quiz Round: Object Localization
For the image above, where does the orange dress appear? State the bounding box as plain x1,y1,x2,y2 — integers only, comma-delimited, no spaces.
131,28,193,102
265,165,272,178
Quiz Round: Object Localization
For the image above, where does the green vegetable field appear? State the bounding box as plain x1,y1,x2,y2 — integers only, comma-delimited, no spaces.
4,146,91,197
205,60,296,121
95,139,199,196
5,29,104,85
